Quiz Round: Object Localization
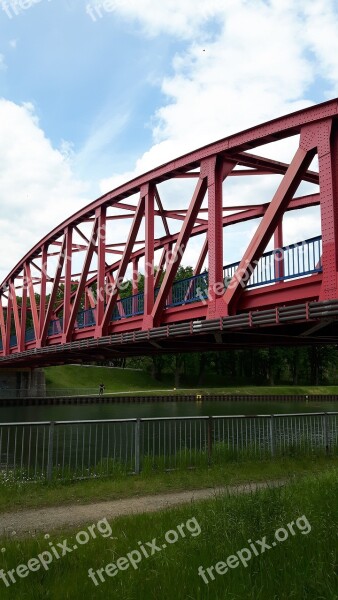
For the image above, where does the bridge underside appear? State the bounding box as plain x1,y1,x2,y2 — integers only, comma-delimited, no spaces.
2,98,338,367
3,300,338,369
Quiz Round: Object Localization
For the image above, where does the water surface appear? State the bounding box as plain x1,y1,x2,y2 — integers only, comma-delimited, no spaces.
0,400,337,423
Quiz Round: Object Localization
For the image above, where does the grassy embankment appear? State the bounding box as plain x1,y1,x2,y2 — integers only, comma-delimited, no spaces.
0,455,337,514
45,365,338,396
0,468,336,599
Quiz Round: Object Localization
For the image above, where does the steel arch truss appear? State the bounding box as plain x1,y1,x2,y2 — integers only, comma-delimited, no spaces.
1,98,338,366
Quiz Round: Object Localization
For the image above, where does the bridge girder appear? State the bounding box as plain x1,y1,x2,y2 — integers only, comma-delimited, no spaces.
1,99,338,366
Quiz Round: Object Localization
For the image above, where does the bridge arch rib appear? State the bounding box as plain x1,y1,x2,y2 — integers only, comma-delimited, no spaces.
1,98,338,366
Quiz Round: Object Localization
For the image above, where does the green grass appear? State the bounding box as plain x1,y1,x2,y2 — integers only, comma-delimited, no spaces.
44,365,171,393
44,365,338,396
0,468,336,599
195,384,338,396
0,455,337,514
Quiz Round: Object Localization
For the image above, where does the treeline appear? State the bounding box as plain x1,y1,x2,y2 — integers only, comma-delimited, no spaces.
124,345,338,387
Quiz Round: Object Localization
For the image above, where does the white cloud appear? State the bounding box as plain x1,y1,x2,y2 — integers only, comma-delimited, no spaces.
0,55,6,70
101,0,318,194
301,0,338,96
113,0,227,39
99,0,336,267
0,99,88,282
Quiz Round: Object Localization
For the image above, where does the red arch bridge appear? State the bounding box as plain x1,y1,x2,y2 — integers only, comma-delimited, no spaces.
2,98,338,368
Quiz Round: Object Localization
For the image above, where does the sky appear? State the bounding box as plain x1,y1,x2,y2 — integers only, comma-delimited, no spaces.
1,0,338,283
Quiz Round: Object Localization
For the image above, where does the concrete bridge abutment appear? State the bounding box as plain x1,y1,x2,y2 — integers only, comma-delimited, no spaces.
0,368,46,399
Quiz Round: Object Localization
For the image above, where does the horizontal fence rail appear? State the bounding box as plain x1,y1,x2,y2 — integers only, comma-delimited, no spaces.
0,412,336,482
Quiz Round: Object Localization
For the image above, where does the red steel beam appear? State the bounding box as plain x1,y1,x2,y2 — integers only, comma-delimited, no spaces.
154,247,166,288
151,173,208,326
9,281,21,349
19,279,27,352
86,287,97,310
154,186,170,237
143,184,155,328
2,100,336,360
233,151,319,185
132,257,139,314
64,217,99,342
24,263,39,341
223,141,317,314
53,192,321,318
39,245,48,338
207,159,236,317
100,195,145,334
4,289,12,355
39,237,67,346
317,120,338,300
95,206,107,336
239,275,321,310
62,227,73,336
194,236,208,276
0,301,7,352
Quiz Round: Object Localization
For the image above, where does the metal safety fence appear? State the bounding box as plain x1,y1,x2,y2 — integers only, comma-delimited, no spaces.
0,412,336,482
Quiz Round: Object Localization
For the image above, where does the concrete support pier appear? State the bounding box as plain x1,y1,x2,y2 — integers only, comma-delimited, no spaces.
0,368,46,398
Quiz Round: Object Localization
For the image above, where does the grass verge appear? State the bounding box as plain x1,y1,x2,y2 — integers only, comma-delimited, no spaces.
0,455,337,514
0,468,336,599
44,366,338,396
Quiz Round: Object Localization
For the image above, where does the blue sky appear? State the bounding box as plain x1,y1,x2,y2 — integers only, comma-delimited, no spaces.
0,0,184,181
0,0,338,281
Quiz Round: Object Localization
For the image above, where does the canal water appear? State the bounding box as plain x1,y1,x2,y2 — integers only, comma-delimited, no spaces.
1,399,337,423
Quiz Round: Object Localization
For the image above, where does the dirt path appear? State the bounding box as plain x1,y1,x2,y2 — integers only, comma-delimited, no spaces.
0,480,287,537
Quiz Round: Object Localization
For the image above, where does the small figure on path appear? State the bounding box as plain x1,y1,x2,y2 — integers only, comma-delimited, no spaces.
99,383,105,396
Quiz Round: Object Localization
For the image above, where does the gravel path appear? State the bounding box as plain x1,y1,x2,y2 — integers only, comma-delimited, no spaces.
0,479,287,537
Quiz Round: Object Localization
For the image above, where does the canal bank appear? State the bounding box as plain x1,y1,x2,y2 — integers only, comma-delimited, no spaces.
2,392,338,407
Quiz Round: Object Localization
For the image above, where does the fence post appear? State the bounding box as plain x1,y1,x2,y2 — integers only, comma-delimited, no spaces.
269,415,275,457
135,418,141,474
47,421,55,482
207,416,213,465
323,412,329,455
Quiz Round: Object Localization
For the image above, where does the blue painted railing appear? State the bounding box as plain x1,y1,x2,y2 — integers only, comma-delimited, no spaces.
223,235,322,288
76,308,96,329
9,327,37,347
0,236,322,349
9,335,17,348
48,318,63,336
25,328,36,343
167,272,209,307
113,292,145,321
